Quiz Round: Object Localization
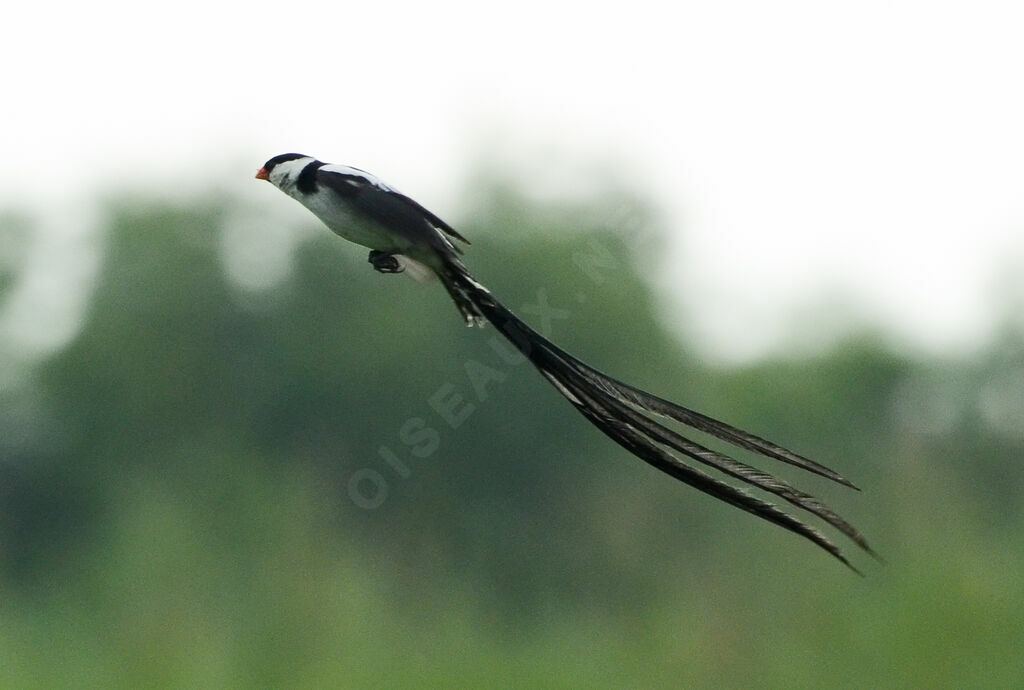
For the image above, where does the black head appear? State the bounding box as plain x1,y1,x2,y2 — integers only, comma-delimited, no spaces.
256,152,311,180
263,153,309,172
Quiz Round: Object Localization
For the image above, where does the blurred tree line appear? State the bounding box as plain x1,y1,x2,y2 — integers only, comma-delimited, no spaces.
0,180,1022,687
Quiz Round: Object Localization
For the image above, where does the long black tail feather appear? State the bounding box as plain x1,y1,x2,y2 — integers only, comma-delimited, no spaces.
445,264,874,570
546,369,861,573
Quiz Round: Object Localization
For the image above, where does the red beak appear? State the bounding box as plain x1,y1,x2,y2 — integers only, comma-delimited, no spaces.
255,167,269,180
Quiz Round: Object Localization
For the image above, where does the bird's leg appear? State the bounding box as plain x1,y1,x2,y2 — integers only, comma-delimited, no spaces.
368,250,404,274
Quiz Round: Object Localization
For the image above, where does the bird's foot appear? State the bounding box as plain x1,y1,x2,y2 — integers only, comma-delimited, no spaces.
368,250,404,274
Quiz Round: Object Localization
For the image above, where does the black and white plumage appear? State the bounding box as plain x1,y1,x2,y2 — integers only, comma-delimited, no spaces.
257,153,876,571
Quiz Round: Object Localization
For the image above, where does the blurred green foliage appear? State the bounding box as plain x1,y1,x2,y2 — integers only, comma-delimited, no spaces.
1,183,1023,688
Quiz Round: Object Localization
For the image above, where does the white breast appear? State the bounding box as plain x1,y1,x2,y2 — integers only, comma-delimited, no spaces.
289,185,399,252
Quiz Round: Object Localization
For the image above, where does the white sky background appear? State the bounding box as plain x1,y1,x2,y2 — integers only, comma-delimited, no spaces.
2,0,1023,364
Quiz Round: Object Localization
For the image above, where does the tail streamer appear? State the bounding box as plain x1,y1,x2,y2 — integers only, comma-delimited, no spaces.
446,263,875,571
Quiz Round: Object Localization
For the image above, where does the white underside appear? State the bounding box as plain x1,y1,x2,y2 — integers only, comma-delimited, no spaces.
394,256,438,283
291,187,441,282
299,190,397,250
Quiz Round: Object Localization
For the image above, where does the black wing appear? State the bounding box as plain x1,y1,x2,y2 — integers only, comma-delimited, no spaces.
317,168,470,253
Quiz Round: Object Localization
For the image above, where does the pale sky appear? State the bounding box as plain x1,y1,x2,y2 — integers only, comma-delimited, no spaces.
3,0,1023,363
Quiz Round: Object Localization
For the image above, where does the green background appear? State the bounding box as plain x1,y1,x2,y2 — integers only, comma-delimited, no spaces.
2,178,1022,688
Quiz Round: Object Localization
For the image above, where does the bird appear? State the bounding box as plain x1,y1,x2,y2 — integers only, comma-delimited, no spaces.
256,152,876,571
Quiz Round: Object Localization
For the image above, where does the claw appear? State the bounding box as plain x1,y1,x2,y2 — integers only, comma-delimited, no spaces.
368,250,404,274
